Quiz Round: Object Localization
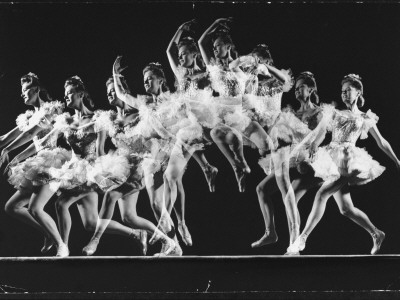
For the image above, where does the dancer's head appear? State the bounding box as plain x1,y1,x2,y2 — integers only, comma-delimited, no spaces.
295,72,319,104
64,76,94,110
341,74,364,107
178,37,203,69
142,62,169,95
21,72,52,105
251,44,273,65
212,30,237,60
106,76,131,108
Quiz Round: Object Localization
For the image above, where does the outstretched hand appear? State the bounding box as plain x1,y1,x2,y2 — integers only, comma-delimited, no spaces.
113,56,128,75
4,157,18,176
0,149,9,169
395,159,400,172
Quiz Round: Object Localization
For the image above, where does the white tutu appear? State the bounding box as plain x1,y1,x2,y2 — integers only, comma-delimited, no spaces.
8,147,71,190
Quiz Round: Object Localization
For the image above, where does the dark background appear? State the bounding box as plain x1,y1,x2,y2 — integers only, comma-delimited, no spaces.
0,2,399,257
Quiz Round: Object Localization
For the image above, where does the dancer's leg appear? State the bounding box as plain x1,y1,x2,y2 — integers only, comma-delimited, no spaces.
243,121,270,156
288,177,348,253
5,189,54,253
28,184,68,256
252,173,279,248
191,150,218,192
333,186,385,254
210,124,250,192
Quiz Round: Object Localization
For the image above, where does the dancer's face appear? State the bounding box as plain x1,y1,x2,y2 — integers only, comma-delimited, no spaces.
143,71,163,95
295,79,312,102
252,52,270,65
178,45,196,68
106,82,122,107
213,38,230,59
64,85,82,109
341,81,360,106
21,82,39,105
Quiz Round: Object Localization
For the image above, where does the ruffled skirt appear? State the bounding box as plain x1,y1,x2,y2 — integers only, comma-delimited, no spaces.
48,154,95,194
87,151,144,192
8,147,72,191
310,143,385,185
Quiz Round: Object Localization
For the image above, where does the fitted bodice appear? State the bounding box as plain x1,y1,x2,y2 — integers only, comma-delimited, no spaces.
208,64,245,97
331,111,374,145
64,116,97,160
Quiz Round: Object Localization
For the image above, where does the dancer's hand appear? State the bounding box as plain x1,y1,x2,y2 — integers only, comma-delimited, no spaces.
4,157,18,175
0,149,9,168
211,18,232,32
395,159,400,172
113,56,127,75
180,19,196,31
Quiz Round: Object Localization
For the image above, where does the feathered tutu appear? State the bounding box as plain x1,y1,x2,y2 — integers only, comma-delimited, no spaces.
8,147,71,190
87,151,144,192
310,143,385,185
48,154,94,194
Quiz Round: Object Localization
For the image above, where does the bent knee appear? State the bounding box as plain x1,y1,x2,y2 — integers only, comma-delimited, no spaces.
83,221,97,232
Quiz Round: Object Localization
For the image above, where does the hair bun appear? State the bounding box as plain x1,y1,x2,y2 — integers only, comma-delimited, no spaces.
256,44,269,50
71,75,84,84
299,71,314,78
27,72,39,80
148,62,163,69
344,73,362,81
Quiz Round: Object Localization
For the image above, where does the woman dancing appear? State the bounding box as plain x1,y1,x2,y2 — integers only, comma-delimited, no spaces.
288,74,399,254
229,44,309,247
35,76,145,257
1,73,69,255
81,76,176,256
251,71,326,250
164,19,221,246
199,18,272,192
97,59,184,255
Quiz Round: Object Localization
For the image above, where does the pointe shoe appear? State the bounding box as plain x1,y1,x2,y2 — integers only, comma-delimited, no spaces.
82,237,100,256
286,234,307,254
167,241,183,256
56,243,69,258
203,165,218,192
139,230,148,256
371,230,385,255
41,236,55,254
178,221,193,247
153,234,176,257
251,231,278,248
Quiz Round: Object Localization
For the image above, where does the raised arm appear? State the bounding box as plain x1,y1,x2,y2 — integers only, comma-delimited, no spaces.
198,18,232,66
369,125,400,170
265,64,289,84
112,56,139,108
167,19,196,77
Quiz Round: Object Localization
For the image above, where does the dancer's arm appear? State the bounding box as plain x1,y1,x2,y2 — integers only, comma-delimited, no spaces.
369,125,400,169
198,18,232,66
112,57,138,108
167,20,196,77
0,127,23,149
1,125,43,160
7,142,37,167
264,64,290,84
96,130,107,157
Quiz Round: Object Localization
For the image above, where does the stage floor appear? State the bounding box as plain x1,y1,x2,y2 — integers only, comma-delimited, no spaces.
0,254,400,297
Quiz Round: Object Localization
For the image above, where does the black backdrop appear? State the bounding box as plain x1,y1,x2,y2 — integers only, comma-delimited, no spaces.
0,2,400,257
